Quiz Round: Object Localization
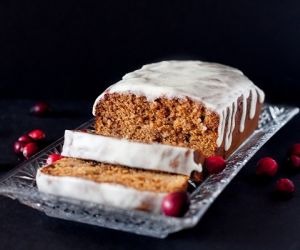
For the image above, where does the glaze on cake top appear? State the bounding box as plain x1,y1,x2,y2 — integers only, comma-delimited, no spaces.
93,60,265,151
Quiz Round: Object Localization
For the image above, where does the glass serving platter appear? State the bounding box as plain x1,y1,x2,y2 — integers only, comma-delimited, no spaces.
0,104,298,238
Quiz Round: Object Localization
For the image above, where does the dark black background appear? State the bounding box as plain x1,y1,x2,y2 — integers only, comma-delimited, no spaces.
1,0,300,103
1,1,300,249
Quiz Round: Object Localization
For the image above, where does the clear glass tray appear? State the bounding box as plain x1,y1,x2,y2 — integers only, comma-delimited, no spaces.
0,104,298,238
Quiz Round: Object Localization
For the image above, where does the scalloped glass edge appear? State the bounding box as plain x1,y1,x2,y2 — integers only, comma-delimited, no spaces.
0,104,298,238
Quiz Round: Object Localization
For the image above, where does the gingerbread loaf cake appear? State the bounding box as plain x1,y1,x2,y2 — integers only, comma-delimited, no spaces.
93,60,265,163
36,158,189,213
37,60,265,214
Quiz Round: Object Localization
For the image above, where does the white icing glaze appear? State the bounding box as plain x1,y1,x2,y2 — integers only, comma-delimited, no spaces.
216,109,226,147
61,130,202,175
92,60,265,151
256,87,265,103
225,100,238,151
36,168,165,213
249,88,258,119
240,93,248,132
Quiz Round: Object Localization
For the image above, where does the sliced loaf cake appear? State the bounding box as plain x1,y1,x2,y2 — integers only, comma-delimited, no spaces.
36,158,189,213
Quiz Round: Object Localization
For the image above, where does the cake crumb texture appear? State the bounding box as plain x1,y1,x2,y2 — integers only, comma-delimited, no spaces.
95,93,219,157
41,157,190,193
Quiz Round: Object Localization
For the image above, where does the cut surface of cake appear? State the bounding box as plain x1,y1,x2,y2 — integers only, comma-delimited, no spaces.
36,158,189,213
93,60,265,161
61,130,203,176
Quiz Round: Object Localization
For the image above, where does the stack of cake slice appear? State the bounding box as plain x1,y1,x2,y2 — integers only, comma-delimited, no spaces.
37,131,201,213
36,60,264,214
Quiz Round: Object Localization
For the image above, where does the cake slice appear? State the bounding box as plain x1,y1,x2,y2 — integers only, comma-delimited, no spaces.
61,130,203,176
36,158,189,213
93,60,265,163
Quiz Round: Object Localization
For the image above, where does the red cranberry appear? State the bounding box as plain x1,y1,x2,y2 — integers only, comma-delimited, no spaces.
13,141,26,155
28,129,46,141
30,101,51,116
288,155,300,169
18,134,33,143
161,191,190,217
275,178,295,195
46,154,63,165
23,143,39,159
204,156,226,175
256,157,278,177
289,144,300,157
80,129,89,133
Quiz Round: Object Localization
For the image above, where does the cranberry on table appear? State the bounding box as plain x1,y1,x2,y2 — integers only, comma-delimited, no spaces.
46,154,63,165
288,155,300,169
30,101,51,116
161,191,190,217
275,178,295,195
13,129,46,158
13,141,27,155
204,156,226,175
23,143,39,159
17,134,33,143
28,129,46,141
289,143,300,157
256,157,278,177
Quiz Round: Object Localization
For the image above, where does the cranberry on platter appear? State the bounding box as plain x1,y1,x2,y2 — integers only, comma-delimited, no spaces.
46,154,63,165
204,156,226,175
161,191,190,217
23,143,39,159
28,129,46,141
256,157,278,177
30,101,51,116
80,129,89,133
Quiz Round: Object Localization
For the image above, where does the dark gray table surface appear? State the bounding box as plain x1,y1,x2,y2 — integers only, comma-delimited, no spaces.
1,99,300,250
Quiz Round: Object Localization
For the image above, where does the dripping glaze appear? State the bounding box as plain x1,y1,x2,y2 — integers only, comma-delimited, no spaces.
92,60,265,151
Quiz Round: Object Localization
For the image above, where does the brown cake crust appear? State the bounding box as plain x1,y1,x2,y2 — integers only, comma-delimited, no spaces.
94,93,262,163
217,95,262,158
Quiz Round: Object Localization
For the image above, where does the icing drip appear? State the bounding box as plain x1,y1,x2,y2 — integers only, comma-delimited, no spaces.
224,105,233,151
240,93,248,132
216,110,226,147
249,88,258,119
256,86,265,103
92,60,265,152
225,101,238,151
